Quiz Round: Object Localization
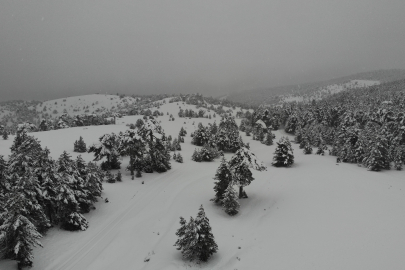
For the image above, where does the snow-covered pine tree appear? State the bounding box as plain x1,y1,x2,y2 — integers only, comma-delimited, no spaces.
393,147,403,170
54,172,89,231
175,153,183,163
363,146,384,171
228,147,266,198
88,133,121,170
262,131,274,146
174,217,187,251
2,131,8,140
0,192,43,269
191,149,202,162
181,217,198,261
212,157,233,204
272,136,294,167
179,127,187,136
116,171,122,182
315,144,325,155
303,140,313,154
221,184,240,216
194,205,218,262
73,136,87,153
84,162,104,204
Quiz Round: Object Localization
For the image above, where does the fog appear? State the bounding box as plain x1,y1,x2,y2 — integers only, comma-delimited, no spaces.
1,0,405,101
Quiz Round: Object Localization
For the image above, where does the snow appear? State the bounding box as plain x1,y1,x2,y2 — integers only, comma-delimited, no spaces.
1,97,405,269
35,94,138,117
281,80,381,103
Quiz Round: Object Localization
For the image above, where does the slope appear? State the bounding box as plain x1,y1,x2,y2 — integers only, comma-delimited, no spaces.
0,98,404,270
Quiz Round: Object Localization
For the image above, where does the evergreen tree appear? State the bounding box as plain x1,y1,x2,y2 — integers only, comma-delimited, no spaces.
272,137,294,167
212,157,233,204
393,147,403,170
194,205,218,262
221,184,240,216
174,217,187,251
303,140,313,154
2,131,8,140
88,133,121,170
116,171,122,182
179,127,187,136
262,131,274,146
175,153,183,163
228,147,266,198
191,149,202,162
0,192,43,269
181,217,198,261
73,136,87,153
54,172,89,231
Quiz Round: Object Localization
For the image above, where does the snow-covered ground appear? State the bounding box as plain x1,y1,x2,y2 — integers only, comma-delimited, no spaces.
281,80,380,103
1,98,404,270
35,94,138,117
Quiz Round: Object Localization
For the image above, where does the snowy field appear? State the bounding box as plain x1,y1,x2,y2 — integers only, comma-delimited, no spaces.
1,99,404,270
281,80,381,103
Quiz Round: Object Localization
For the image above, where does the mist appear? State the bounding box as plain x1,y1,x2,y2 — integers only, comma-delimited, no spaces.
1,0,405,101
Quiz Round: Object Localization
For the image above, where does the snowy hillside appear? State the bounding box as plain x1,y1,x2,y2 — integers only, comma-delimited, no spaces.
1,98,405,270
36,94,139,118
281,79,380,103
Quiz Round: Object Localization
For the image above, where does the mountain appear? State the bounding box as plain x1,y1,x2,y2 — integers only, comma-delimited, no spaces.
227,69,405,105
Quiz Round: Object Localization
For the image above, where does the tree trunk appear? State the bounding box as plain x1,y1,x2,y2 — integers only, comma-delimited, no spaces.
239,186,244,198
239,186,248,199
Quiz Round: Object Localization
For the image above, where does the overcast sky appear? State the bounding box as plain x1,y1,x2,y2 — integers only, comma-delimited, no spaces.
1,0,405,101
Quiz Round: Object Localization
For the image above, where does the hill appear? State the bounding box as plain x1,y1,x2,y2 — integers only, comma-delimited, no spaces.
1,95,405,269
227,69,405,105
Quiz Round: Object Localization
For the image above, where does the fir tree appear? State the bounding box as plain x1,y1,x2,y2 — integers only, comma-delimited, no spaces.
174,217,187,251
181,217,198,261
194,205,218,262
116,171,122,182
262,131,274,146
221,184,240,216
73,136,87,153
303,140,313,154
272,137,294,167
228,147,266,198
2,131,8,140
175,153,183,163
191,149,202,162
393,147,403,170
0,192,43,269
212,157,232,204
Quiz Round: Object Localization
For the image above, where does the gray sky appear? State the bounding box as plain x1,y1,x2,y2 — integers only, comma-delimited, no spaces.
1,0,405,101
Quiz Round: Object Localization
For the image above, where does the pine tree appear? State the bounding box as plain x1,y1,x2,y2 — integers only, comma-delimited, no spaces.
191,149,202,162
116,171,122,182
303,140,313,154
73,136,87,153
175,153,183,163
174,217,187,251
228,147,266,198
2,130,8,140
212,157,232,204
393,147,403,170
221,184,240,216
181,217,198,261
262,131,274,146
88,133,121,170
194,205,218,262
272,137,294,167
0,192,43,269
55,172,89,231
